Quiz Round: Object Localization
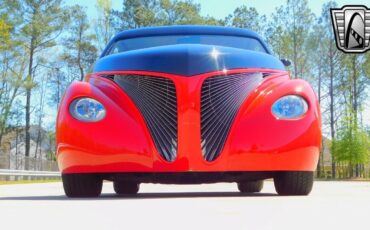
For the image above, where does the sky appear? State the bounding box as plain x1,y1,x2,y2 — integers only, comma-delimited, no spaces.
195,0,370,18
58,0,370,128
65,0,370,20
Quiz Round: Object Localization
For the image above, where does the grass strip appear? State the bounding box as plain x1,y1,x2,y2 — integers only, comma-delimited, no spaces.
0,179,61,185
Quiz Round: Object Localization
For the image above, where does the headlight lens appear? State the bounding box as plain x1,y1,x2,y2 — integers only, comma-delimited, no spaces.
69,97,106,122
272,95,308,119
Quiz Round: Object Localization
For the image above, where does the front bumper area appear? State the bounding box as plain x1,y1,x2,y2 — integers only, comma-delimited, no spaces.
58,145,319,173
83,171,281,184
57,69,321,174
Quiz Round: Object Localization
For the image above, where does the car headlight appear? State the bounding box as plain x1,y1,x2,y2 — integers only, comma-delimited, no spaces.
69,97,106,122
272,95,308,119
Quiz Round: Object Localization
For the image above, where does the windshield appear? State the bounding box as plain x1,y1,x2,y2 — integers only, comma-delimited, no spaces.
107,35,267,55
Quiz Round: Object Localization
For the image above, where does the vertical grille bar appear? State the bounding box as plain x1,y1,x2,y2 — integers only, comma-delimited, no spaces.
200,72,263,161
114,75,178,162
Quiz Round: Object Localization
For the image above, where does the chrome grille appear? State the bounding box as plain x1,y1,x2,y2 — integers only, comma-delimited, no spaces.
114,75,178,162
200,72,263,161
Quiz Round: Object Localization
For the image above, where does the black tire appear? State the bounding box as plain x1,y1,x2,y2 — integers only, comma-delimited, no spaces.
62,174,103,198
274,171,314,196
113,181,140,195
237,180,264,193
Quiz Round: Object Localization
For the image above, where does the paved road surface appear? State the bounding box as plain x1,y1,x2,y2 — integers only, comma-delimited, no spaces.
0,181,369,230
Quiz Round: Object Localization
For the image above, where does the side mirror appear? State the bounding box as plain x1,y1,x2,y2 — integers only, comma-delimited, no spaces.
281,59,291,67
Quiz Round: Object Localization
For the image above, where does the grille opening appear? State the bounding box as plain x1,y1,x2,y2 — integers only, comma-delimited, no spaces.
114,75,178,162
99,74,115,81
200,72,263,161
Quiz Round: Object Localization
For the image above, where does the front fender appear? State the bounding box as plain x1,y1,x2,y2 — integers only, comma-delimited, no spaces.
56,81,155,173
222,75,321,171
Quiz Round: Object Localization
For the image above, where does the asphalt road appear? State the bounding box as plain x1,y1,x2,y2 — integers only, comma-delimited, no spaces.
0,181,369,230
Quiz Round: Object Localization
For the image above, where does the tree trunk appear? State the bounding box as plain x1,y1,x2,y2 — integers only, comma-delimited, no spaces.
25,89,31,158
25,38,35,163
56,69,61,106
15,127,18,155
329,43,336,179
293,32,298,79
317,66,322,178
79,65,84,81
78,27,84,81
352,56,360,177
292,4,298,79
34,127,41,159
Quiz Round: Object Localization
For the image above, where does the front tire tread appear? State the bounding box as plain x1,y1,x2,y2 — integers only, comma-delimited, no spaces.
62,174,103,198
274,171,313,196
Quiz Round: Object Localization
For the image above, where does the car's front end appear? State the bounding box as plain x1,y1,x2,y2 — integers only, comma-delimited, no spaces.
56,26,321,197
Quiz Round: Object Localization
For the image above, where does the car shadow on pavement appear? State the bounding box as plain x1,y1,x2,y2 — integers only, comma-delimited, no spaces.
0,192,278,201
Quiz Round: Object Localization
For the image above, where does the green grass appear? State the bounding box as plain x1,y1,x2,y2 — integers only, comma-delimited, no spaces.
0,179,61,185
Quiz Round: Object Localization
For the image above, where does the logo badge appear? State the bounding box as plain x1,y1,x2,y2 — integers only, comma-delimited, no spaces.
331,5,370,53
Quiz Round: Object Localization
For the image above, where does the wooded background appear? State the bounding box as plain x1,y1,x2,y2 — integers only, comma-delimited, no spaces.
0,0,369,178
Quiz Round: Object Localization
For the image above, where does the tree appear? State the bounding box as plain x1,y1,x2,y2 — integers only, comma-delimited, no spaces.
364,53,370,80
159,0,221,25
0,53,26,146
225,6,266,34
308,22,327,177
265,9,289,59
0,9,26,146
271,0,314,79
334,112,370,177
339,53,369,176
11,100,23,162
113,0,160,30
47,65,68,107
6,0,69,159
95,0,115,52
33,66,48,159
112,0,221,31
320,1,343,178
61,5,97,81
0,18,11,51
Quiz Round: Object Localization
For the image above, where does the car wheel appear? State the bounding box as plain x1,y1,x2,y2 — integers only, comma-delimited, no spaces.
274,171,314,196
113,181,140,195
62,174,103,198
237,180,264,193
